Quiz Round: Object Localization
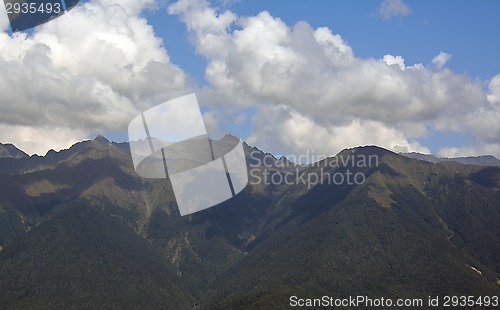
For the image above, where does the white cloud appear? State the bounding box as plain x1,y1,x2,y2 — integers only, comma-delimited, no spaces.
169,0,498,158
383,54,406,71
377,0,411,21
434,74,500,146
170,0,486,123
2,0,498,160
97,0,157,15
0,124,89,155
0,2,9,32
432,52,452,70
202,111,219,135
487,74,500,105
247,106,430,160
168,0,237,59
0,0,190,155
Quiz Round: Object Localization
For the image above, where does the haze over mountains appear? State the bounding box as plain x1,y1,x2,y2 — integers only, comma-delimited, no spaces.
0,137,499,309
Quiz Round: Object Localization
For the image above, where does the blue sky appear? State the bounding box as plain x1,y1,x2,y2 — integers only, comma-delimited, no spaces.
0,0,499,158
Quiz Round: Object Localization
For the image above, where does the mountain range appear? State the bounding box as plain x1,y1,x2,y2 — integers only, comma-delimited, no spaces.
0,137,499,309
401,152,500,166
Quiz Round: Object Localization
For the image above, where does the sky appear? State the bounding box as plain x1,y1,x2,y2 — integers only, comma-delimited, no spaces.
0,0,499,160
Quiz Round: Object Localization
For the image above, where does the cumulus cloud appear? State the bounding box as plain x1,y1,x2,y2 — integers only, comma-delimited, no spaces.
0,0,190,154
170,0,486,123
247,106,429,159
168,0,237,59
2,0,499,159
169,0,499,158
487,74,500,105
377,0,411,21
435,74,500,151
383,54,406,71
432,52,452,70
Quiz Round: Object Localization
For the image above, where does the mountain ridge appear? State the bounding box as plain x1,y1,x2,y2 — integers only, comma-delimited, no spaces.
401,151,500,166
0,136,499,309
3,135,500,167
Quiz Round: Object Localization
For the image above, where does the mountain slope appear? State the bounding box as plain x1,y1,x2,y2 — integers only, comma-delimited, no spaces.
0,201,193,309
201,148,500,308
0,143,28,159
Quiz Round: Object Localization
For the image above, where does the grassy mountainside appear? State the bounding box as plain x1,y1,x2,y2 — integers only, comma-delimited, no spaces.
0,138,499,309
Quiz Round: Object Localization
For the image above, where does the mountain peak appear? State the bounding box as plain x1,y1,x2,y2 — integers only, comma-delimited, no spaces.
336,145,398,159
0,142,29,159
94,135,110,143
